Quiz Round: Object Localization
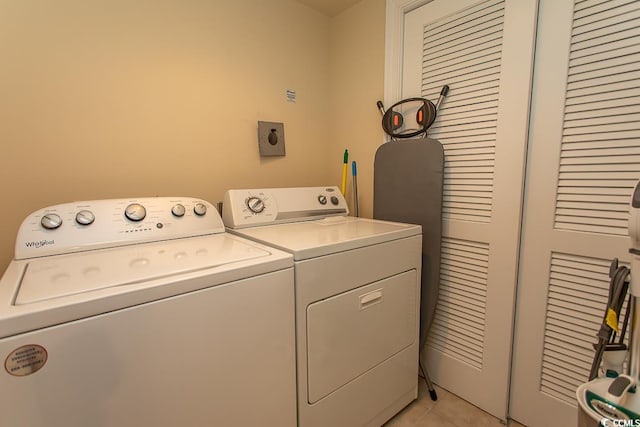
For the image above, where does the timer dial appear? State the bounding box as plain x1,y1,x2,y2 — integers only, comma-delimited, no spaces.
125,203,146,222
41,213,62,230
246,197,265,214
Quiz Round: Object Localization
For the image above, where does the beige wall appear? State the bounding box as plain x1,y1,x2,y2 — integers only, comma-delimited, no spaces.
329,0,386,219
0,0,386,271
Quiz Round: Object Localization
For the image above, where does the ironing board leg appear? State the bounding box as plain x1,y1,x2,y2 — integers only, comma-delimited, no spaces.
419,359,438,401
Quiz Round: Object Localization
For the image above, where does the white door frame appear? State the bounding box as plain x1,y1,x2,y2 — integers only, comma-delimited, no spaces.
383,0,432,107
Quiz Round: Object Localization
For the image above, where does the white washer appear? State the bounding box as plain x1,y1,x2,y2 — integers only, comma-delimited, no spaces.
0,197,296,427
223,186,422,427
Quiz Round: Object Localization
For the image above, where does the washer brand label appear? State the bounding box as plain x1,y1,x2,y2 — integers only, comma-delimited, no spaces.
24,239,55,249
5,345,48,376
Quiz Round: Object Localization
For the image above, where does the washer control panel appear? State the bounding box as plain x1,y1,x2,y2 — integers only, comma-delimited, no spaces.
15,197,223,259
222,186,349,229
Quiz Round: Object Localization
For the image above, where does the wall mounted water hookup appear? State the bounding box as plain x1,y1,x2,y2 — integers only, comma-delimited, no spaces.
258,121,286,157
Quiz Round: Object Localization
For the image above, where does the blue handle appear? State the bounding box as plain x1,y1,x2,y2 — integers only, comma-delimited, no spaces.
352,161,357,176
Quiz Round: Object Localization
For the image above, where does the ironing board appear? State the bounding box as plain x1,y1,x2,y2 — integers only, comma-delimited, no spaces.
373,137,444,349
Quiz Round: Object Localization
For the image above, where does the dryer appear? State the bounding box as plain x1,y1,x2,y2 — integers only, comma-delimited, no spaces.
0,197,296,427
223,186,422,427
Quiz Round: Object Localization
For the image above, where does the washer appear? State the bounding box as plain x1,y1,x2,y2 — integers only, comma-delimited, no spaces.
0,197,296,427
223,186,421,427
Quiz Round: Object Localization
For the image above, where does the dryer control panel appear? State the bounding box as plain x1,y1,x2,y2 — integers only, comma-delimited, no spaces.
15,197,224,259
223,186,349,229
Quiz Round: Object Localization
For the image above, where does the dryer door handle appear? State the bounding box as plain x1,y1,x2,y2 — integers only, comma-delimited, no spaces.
359,289,383,309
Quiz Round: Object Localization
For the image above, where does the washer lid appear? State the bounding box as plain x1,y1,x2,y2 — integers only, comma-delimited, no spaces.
0,234,293,339
232,217,421,260
15,234,273,305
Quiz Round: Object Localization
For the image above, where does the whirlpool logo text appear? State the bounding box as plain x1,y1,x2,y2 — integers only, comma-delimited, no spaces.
24,240,55,249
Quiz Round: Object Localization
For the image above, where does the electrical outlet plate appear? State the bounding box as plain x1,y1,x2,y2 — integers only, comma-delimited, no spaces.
258,121,286,157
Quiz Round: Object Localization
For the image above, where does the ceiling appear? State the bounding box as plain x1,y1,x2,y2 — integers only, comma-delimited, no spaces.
295,0,362,17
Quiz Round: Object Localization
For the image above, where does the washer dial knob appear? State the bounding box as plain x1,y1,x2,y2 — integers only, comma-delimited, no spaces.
75,210,95,226
318,195,327,205
41,213,62,230
246,197,265,214
193,203,207,216
172,204,186,217
125,203,146,222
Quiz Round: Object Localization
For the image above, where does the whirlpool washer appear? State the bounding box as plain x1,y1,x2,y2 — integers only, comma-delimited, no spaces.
0,197,296,427
223,186,421,427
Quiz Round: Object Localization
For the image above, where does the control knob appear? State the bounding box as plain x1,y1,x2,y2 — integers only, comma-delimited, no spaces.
75,210,95,226
172,204,186,217
318,195,327,205
41,213,62,230
193,203,207,216
246,197,265,214
125,203,146,222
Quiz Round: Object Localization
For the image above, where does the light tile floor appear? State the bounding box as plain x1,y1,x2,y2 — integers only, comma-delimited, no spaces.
384,380,527,427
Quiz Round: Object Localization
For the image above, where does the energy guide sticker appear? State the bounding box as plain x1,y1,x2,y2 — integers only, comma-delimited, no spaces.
5,344,48,376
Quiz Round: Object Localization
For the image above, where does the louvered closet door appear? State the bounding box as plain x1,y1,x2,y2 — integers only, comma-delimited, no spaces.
510,0,640,425
402,0,537,419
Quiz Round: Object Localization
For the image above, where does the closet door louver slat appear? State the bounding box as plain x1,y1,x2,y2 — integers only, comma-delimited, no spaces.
422,0,504,224
553,1,640,237
427,237,488,371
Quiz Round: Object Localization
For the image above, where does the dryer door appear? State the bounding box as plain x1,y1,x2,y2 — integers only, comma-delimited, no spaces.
306,270,417,403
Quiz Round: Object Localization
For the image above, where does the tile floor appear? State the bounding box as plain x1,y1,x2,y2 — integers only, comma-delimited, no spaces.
384,380,527,427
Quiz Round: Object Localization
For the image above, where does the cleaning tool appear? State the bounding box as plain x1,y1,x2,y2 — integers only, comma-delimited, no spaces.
577,180,640,426
589,259,631,381
341,149,348,196
352,161,359,217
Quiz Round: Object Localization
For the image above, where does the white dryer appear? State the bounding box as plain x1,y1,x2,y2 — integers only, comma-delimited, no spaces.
0,197,296,427
223,186,422,427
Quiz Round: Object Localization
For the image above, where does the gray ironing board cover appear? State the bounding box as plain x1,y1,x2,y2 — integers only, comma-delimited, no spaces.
373,138,443,348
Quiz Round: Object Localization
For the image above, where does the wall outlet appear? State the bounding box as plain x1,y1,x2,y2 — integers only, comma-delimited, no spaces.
258,121,286,157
